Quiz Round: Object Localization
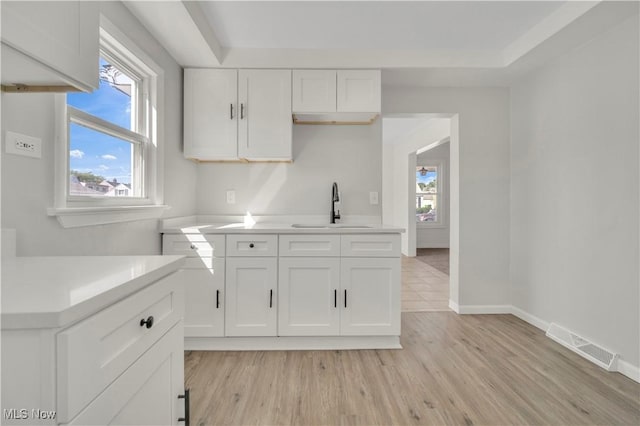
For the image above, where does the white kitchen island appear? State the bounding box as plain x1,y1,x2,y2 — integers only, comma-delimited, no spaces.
161,217,404,351
1,255,187,425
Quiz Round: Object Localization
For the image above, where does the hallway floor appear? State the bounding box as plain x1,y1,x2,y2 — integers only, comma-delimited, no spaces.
402,251,450,312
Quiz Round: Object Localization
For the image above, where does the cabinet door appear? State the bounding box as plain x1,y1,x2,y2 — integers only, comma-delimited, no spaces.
340,258,400,335
336,70,381,113
225,257,277,336
238,69,292,160
184,69,238,160
183,259,225,337
292,70,336,113
279,258,340,336
1,1,99,91
69,323,185,425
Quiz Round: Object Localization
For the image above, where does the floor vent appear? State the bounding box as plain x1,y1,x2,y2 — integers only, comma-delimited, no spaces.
546,323,618,371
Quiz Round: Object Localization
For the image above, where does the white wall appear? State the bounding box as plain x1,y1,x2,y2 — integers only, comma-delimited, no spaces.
0,1,196,256
510,15,639,370
417,141,450,248
196,122,382,218
383,85,511,308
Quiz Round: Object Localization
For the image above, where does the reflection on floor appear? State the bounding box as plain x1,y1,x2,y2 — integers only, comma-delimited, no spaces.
401,252,450,312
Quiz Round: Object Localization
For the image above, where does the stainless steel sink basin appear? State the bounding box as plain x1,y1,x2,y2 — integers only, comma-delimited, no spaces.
291,224,372,229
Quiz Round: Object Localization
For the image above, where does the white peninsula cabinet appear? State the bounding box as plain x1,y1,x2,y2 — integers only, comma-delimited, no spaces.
0,1,99,91
1,256,187,426
184,69,292,161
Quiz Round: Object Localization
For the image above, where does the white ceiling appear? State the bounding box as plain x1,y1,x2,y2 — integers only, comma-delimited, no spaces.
200,1,564,51
123,0,637,83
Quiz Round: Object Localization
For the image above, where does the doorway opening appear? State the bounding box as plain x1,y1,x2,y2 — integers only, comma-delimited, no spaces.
381,114,458,312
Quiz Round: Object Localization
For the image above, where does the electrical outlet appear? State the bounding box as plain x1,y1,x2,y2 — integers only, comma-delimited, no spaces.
369,191,379,205
5,131,41,159
226,190,236,204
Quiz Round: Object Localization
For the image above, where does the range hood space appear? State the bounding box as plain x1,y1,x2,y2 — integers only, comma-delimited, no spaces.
292,112,379,125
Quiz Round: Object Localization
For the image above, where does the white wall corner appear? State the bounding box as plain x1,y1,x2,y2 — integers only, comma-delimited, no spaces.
448,299,459,313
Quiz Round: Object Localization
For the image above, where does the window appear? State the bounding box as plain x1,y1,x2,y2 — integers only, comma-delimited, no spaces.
416,165,441,224
67,50,146,198
50,20,166,228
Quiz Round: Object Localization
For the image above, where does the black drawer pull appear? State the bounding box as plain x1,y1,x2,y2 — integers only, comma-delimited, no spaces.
140,316,154,329
344,290,347,308
269,289,273,308
178,388,190,426
216,289,220,309
249,243,255,248
334,289,337,308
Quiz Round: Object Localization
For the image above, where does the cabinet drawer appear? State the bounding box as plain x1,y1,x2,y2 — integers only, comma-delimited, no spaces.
341,234,401,257
279,235,340,257
67,322,184,425
57,271,184,423
226,234,278,257
163,234,225,257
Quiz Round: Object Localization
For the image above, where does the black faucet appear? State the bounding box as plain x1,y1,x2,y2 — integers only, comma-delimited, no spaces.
331,182,341,224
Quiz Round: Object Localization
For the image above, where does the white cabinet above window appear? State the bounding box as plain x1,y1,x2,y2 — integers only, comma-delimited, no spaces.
184,68,292,162
0,1,99,92
292,69,380,125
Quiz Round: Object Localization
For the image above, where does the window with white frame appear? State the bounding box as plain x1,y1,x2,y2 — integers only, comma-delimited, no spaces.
66,43,149,199
416,165,441,224
50,22,164,228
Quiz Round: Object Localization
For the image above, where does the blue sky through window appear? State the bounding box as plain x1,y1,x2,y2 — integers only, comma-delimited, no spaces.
67,58,133,184
416,170,437,186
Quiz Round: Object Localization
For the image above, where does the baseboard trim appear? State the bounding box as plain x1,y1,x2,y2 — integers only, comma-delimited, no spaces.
448,300,459,313
185,335,402,351
457,304,511,314
510,306,549,331
617,359,640,383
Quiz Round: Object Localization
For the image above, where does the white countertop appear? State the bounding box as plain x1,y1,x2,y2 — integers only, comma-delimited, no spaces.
161,222,405,234
1,255,184,330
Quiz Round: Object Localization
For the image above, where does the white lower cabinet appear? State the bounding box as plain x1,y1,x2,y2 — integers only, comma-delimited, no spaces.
182,262,225,337
225,257,278,336
340,258,401,335
278,257,341,336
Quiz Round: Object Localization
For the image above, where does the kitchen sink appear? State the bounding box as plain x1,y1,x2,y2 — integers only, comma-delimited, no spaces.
291,224,372,229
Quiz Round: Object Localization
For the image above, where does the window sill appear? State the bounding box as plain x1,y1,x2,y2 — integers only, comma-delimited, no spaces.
47,204,170,228
416,223,447,229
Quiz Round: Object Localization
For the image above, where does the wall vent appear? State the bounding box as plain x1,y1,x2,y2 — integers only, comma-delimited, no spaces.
546,323,618,371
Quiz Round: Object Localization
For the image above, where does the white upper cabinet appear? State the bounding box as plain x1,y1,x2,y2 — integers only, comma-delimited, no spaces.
292,70,337,113
184,69,239,161
337,70,381,113
183,68,292,161
238,69,292,161
0,1,99,92
292,69,380,114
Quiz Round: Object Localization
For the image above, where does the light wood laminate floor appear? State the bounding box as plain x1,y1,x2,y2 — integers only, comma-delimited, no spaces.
184,312,640,425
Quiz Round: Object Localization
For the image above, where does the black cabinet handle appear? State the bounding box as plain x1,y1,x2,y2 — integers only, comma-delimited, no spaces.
140,316,154,329
230,103,234,119
249,243,255,248
190,244,196,250
216,290,220,309
269,289,273,308
240,103,245,119
178,389,190,426
344,290,347,308
334,289,337,308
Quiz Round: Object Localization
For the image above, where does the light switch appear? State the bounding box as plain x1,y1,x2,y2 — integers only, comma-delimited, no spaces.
369,191,379,205
226,190,236,204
